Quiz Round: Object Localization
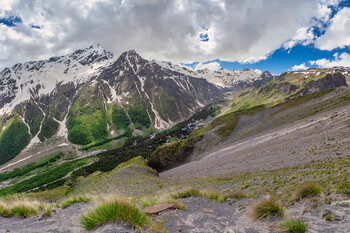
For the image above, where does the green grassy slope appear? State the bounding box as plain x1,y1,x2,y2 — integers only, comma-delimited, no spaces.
0,116,31,165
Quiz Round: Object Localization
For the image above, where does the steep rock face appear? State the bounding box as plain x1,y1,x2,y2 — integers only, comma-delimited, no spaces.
98,50,220,129
296,72,348,96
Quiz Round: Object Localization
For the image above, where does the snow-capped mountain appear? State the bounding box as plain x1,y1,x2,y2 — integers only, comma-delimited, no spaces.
154,61,274,88
0,46,226,165
0,44,113,116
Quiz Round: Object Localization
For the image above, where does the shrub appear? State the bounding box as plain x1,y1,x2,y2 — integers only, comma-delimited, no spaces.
280,218,308,233
325,215,332,221
80,199,150,230
292,182,322,201
251,198,285,220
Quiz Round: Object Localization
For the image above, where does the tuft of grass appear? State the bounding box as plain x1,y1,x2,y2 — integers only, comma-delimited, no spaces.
292,182,322,201
80,198,164,232
0,198,53,218
335,180,350,195
172,188,248,203
280,218,308,233
325,215,333,221
171,188,201,199
251,198,285,220
60,195,91,209
223,190,248,200
138,195,186,210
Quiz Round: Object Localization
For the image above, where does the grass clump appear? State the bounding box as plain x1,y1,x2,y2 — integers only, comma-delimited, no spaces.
171,188,201,199
292,182,322,201
325,215,333,221
60,195,91,209
80,198,162,231
335,180,350,195
138,195,187,210
171,188,248,203
251,198,285,220
280,218,308,233
0,198,52,218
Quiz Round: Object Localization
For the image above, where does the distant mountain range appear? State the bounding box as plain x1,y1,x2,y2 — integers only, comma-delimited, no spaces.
0,45,349,166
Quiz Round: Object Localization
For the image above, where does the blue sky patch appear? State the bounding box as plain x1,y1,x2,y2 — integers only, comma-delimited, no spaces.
0,16,22,27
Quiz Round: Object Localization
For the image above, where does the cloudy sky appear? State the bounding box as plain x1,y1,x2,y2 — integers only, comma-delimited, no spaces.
0,0,349,74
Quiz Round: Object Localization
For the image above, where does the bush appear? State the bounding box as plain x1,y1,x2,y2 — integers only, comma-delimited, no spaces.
292,182,321,201
325,215,332,221
251,198,285,220
80,199,150,230
280,218,308,233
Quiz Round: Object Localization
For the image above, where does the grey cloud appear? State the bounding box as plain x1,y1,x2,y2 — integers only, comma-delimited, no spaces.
0,0,340,69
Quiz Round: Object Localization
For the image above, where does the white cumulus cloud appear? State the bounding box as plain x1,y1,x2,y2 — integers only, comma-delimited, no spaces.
309,52,350,68
315,7,350,50
194,62,221,71
291,63,309,71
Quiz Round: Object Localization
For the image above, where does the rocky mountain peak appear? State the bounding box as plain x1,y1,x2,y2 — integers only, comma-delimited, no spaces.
243,67,253,72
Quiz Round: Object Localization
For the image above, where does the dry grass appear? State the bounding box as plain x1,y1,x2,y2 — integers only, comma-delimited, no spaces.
60,194,92,209
0,197,53,218
251,197,285,220
292,182,322,202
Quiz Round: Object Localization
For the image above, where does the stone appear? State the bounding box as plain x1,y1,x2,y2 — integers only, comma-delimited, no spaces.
331,200,350,208
322,209,345,221
142,203,178,214
203,208,215,214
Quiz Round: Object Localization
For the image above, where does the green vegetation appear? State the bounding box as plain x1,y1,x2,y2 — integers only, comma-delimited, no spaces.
251,198,285,219
0,198,52,218
335,180,350,195
38,117,60,141
171,187,247,203
0,116,31,165
67,156,165,197
67,85,109,145
148,136,201,171
80,199,155,231
111,106,130,130
60,195,91,209
325,215,333,221
292,182,322,201
0,158,89,196
128,106,151,128
0,152,62,182
280,218,308,233
208,105,221,117
28,114,43,136
172,188,201,199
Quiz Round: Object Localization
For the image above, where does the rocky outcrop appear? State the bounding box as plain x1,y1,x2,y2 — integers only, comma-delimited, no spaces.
296,72,348,96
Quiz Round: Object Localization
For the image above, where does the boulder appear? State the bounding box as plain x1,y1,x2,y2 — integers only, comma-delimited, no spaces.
143,203,178,214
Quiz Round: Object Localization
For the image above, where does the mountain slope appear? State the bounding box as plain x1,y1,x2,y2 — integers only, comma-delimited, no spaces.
0,47,223,166
149,68,349,172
